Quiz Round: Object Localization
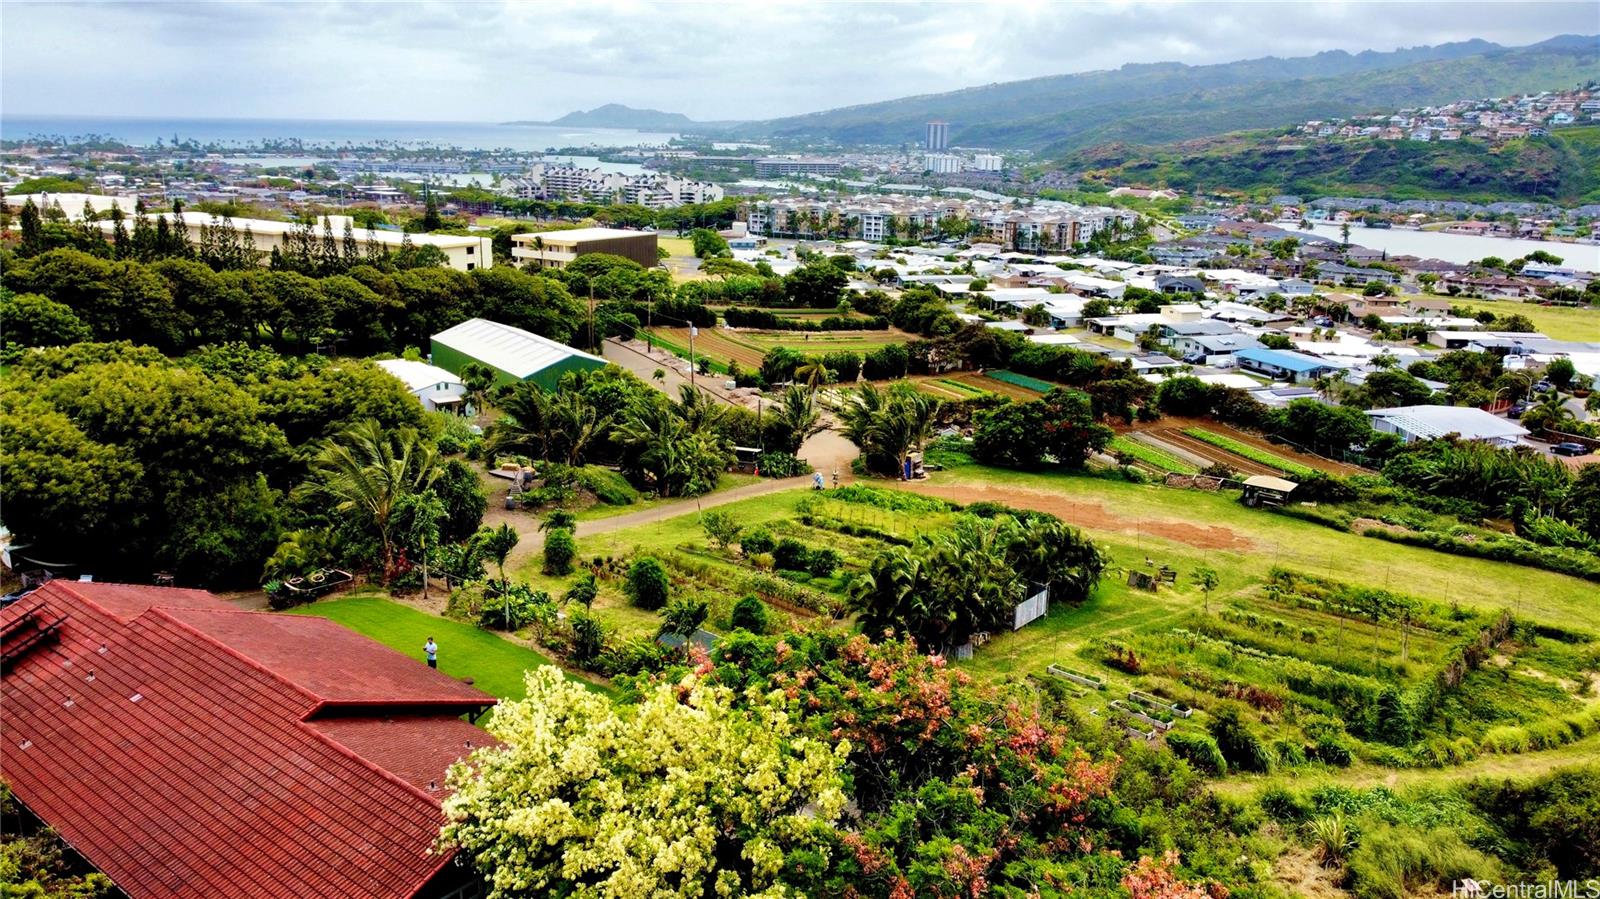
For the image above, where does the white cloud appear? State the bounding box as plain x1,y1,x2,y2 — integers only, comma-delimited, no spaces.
1,0,1594,122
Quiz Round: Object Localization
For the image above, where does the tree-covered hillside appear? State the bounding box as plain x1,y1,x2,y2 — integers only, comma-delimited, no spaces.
728,35,1599,152
1064,126,1600,203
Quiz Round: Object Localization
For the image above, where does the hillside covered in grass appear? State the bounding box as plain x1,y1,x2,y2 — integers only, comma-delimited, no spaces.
727,35,1599,152
1063,126,1600,203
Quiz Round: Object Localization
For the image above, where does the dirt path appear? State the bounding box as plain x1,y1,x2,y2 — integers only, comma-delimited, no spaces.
898,480,1255,552
578,477,809,537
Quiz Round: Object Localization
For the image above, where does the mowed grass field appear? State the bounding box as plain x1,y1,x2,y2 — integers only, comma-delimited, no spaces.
1454,298,1600,341
657,236,695,257
287,594,601,699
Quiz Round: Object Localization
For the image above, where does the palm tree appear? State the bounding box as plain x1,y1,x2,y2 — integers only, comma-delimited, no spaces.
488,382,553,460
458,362,497,416
297,420,442,577
835,382,889,455
474,523,519,586
794,359,832,397
614,390,733,497
546,390,613,466
770,385,826,454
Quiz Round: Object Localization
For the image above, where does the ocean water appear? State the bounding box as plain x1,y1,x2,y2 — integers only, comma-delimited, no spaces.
0,114,677,152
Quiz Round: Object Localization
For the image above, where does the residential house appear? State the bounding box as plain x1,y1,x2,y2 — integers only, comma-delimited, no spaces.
1233,347,1347,383
0,581,495,899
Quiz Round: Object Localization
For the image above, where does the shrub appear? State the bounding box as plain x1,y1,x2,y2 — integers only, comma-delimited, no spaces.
568,613,605,665
578,466,639,506
1257,785,1309,822
805,547,842,578
701,509,743,551
741,528,775,556
435,414,481,455
479,585,554,631
1309,735,1355,767
729,595,771,634
772,538,810,572
543,527,576,576
625,557,671,610
1207,702,1276,773
1344,823,1502,899
658,596,709,639
1273,739,1309,767
1166,731,1227,776
755,451,811,478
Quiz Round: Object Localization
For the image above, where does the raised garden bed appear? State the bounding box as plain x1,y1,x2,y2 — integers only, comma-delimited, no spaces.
1129,690,1194,718
1110,699,1174,732
1047,664,1107,691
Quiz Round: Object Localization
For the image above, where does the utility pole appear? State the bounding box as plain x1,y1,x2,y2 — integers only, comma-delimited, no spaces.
688,323,697,390
420,531,428,604
588,284,596,352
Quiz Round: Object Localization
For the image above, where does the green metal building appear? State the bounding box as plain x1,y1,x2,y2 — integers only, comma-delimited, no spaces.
430,318,607,391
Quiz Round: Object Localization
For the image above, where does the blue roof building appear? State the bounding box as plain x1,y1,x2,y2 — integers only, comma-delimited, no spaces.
1233,347,1347,384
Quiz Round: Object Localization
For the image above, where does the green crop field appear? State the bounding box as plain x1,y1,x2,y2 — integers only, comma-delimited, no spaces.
1182,427,1317,478
1109,436,1200,474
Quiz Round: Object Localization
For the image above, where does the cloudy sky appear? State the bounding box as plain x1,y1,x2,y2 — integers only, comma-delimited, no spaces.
2,1,1595,122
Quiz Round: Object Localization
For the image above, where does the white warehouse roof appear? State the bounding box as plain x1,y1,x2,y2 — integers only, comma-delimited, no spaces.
432,318,603,379
1365,405,1529,443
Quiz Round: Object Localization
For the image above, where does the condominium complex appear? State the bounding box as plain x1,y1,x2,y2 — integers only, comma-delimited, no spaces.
742,194,1136,250
93,211,493,271
925,121,950,151
500,163,723,209
753,157,843,178
923,153,964,174
509,227,659,269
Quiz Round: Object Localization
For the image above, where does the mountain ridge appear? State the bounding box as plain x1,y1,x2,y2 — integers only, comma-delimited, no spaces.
714,34,1599,152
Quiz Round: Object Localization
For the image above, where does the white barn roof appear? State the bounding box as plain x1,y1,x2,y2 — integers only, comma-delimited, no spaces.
432,318,603,379
375,359,463,392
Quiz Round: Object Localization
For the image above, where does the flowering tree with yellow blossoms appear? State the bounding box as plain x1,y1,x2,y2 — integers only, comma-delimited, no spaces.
440,666,851,899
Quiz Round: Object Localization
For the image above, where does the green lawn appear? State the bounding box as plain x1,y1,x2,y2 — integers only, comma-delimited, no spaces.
1454,298,1600,342
287,594,590,700
658,236,695,257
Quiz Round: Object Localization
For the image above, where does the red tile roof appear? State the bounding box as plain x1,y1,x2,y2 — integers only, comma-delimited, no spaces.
0,582,495,899
160,607,490,711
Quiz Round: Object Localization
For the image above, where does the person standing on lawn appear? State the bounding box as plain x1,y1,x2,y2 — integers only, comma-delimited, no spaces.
424,637,438,668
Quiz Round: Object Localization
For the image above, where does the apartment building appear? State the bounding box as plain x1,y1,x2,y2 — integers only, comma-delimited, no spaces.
93,212,493,271
753,157,843,177
510,227,658,269
742,193,1135,251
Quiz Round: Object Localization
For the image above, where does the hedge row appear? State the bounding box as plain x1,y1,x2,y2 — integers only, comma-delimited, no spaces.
722,307,889,331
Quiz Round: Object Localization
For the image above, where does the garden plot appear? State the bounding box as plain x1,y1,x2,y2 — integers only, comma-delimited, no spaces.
1065,567,1600,772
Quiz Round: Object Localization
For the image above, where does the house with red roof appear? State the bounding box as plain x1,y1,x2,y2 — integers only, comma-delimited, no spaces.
0,581,495,899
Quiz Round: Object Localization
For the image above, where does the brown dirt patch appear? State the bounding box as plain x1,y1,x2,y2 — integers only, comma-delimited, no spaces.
900,481,1254,552
1351,517,1409,537
1270,846,1347,899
